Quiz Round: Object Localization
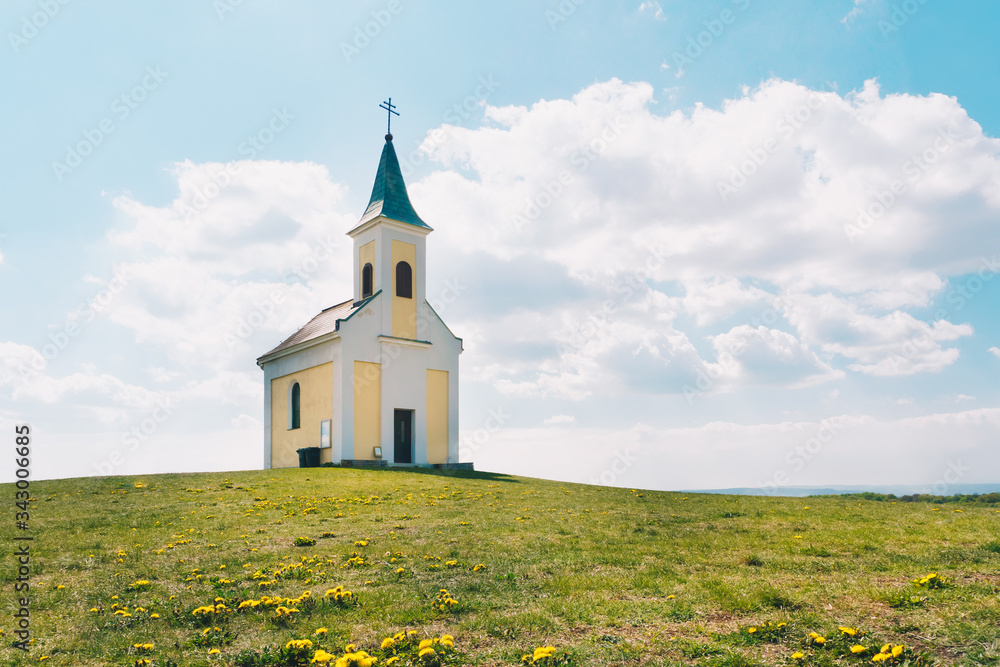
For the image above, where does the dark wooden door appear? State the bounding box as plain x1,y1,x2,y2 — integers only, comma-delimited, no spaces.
394,409,412,464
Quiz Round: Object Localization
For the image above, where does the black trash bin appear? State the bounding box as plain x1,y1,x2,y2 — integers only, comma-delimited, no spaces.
297,447,321,468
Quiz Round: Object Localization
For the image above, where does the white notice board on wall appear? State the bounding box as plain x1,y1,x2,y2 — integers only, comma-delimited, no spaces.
320,420,331,449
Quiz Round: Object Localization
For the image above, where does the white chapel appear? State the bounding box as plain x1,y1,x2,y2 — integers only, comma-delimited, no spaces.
256,124,464,469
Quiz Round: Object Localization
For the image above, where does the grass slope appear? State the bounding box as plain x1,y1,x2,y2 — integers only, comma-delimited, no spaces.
2,468,999,666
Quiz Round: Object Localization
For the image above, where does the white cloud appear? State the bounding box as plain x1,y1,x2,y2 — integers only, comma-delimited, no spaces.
146,366,182,383
0,341,44,387
543,414,575,425
681,278,771,326
420,78,1000,290
712,325,844,388
474,408,1000,490
105,160,356,370
990,346,1000,359
842,0,873,23
781,292,973,376
638,1,665,20
232,414,262,429
420,77,998,394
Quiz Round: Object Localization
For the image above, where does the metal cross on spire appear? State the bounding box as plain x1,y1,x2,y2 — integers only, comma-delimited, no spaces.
379,97,399,139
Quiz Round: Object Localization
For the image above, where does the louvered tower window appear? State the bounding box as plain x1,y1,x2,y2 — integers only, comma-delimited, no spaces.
395,261,412,299
362,263,373,298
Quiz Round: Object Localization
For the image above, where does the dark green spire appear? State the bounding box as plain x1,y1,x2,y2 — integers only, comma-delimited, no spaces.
357,134,431,230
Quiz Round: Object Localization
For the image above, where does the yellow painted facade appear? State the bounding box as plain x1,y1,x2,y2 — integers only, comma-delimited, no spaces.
359,241,375,299
353,360,381,460
391,239,417,339
270,363,334,468
426,369,449,464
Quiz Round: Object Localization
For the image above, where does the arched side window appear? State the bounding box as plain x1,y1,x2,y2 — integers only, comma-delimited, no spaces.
395,261,412,299
361,263,373,299
289,382,301,430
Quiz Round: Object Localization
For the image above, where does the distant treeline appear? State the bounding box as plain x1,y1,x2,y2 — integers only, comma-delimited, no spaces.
827,492,1000,505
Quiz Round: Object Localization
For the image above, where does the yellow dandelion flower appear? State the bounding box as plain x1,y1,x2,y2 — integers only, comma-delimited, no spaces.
533,646,556,661
851,645,867,654
310,649,335,664
418,647,435,657
791,652,804,660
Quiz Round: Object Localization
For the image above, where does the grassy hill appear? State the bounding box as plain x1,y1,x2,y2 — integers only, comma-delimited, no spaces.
2,468,999,667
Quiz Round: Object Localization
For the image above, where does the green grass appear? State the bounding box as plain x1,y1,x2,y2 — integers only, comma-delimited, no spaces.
2,468,1000,666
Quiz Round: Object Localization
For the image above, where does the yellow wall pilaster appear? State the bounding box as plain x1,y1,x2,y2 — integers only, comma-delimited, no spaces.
426,369,449,464
353,360,381,460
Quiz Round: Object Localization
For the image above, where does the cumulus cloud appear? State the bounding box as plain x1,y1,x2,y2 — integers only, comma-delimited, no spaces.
421,78,1000,286
990,346,1000,359
105,160,356,370
712,325,844,388
782,292,973,376
421,77,998,392
680,278,772,327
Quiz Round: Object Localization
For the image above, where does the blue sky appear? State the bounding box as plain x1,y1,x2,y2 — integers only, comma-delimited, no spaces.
2,0,999,491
